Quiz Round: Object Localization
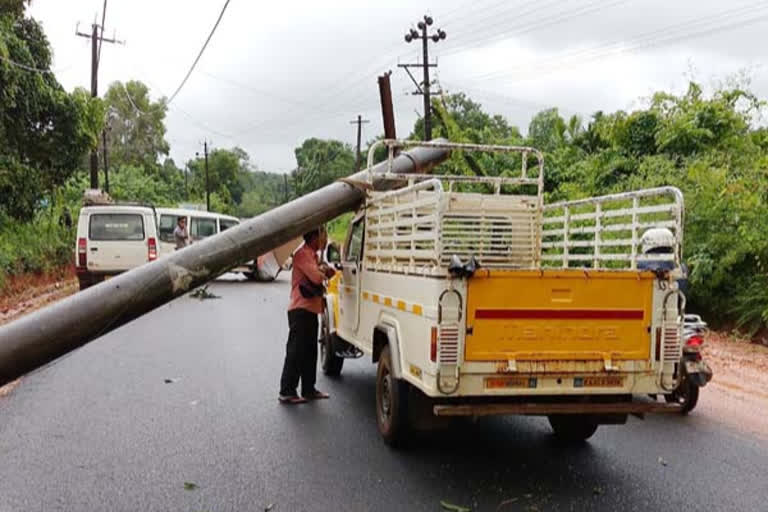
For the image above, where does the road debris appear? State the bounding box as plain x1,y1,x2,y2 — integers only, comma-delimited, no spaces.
189,285,220,300
183,482,199,491
164,378,180,384
593,486,603,495
496,497,518,510
440,500,471,512
264,504,275,511
658,457,668,466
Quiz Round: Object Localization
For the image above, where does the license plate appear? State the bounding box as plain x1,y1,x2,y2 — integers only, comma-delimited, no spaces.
581,376,624,387
485,376,536,389
685,361,703,373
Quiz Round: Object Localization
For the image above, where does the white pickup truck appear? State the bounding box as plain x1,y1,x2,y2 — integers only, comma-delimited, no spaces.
322,140,686,446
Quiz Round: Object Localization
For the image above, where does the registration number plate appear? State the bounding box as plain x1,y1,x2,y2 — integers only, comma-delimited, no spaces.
577,376,624,387
485,376,537,389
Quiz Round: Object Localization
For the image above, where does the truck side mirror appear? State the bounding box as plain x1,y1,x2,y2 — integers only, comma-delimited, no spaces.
326,243,341,265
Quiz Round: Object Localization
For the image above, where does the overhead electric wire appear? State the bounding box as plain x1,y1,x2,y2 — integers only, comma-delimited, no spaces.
167,0,232,105
440,0,630,58
464,1,768,85
97,0,107,65
0,53,56,73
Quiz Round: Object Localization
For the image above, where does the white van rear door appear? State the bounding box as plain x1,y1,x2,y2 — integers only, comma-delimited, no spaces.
87,212,148,272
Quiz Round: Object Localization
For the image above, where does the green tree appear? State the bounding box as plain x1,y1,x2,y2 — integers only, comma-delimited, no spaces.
291,138,355,197
103,80,169,170
0,8,101,220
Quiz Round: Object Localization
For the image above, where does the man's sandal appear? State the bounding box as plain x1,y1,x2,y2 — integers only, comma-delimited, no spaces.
303,390,330,400
278,395,308,405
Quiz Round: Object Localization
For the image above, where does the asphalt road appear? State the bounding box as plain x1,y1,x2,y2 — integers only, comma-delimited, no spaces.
1,275,766,512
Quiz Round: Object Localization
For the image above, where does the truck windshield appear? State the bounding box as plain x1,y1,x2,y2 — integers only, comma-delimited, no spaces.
89,213,145,241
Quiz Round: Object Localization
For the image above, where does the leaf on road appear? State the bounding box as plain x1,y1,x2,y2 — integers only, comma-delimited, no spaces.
496,497,518,510
441,500,471,512
593,486,603,495
190,286,220,300
164,378,179,384
183,482,199,491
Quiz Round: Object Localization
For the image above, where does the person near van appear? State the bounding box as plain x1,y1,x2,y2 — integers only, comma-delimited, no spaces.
278,226,336,404
174,217,189,250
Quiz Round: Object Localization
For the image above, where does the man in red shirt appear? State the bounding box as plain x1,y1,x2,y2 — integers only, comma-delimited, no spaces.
279,226,336,404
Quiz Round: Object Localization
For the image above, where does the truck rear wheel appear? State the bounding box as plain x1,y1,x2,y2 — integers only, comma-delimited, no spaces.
376,345,409,447
548,415,599,442
320,310,344,376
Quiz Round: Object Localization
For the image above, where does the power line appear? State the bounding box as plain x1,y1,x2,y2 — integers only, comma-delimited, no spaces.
167,0,232,105
440,0,629,58
0,53,56,74
465,1,768,85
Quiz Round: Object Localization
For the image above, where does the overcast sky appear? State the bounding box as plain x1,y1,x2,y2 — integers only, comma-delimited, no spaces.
28,0,768,172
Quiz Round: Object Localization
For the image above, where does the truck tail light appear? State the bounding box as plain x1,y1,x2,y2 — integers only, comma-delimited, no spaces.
686,335,703,347
77,237,87,268
430,326,437,362
148,237,158,261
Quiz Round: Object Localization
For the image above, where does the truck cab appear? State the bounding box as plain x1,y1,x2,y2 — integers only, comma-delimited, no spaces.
322,140,687,446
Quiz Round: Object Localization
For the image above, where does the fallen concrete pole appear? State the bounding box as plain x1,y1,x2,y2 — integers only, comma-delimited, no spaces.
0,142,450,387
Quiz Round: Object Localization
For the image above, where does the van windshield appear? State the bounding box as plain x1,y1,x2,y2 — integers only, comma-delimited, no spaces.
89,214,145,241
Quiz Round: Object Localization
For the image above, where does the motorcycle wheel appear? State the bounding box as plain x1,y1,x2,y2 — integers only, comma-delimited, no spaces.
665,377,700,414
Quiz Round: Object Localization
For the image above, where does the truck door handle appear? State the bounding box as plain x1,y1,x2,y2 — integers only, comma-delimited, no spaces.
90,247,98,252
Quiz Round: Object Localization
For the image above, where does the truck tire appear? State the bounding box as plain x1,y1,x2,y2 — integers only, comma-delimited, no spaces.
376,345,410,447
548,415,599,442
665,377,699,414
320,310,344,376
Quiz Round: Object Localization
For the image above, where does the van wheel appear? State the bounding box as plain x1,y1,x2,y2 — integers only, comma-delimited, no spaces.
78,274,103,291
320,310,343,376
376,345,410,447
548,415,599,442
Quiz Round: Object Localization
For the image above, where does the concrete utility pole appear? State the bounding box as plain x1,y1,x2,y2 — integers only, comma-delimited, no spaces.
350,115,370,172
401,15,446,141
76,10,122,189
378,72,397,142
196,141,211,211
0,143,450,388
102,129,110,193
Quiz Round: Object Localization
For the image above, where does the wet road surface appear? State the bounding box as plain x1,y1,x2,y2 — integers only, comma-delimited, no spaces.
1,275,765,511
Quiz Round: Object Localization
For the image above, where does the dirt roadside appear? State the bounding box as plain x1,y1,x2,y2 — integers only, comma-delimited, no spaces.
697,332,768,440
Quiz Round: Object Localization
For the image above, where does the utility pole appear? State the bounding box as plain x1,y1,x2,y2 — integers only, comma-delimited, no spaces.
401,15,446,141
195,142,211,211
349,115,370,172
378,72,397,141
102,130,110,193
76,11,123,189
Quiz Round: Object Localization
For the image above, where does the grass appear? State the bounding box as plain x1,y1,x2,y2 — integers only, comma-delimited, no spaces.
0,214,75,294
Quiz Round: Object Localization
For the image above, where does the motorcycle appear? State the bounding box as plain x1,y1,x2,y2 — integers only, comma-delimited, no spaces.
665,314,713,414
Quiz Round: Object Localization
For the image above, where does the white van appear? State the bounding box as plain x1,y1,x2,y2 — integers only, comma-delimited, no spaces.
75,205,159,290
155,207,302,281
155,207,240,256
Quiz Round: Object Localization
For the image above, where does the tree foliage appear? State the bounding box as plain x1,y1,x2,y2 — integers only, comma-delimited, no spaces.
103,80,169,169
0,9,101,221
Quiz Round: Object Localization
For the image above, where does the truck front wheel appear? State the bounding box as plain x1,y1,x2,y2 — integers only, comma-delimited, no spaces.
376,345,409,447
548,415,599,442
320,310,344,376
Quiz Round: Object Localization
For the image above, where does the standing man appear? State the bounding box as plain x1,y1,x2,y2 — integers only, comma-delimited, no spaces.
279,226,336,404
174,216,190,250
